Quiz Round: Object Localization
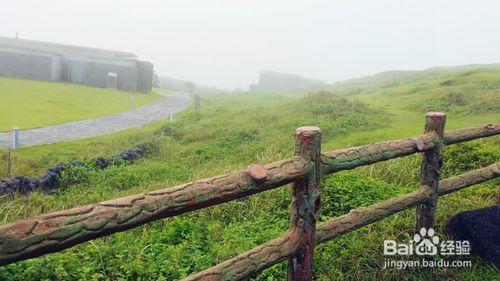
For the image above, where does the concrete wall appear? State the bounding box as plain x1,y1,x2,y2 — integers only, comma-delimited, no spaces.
252,71,326,91
159,77,190,91
83,61,138,91
259,72,301,91
136,61,153,93
0,48,56,81
0,37,154,93
68,60,86,84
51,55,62,81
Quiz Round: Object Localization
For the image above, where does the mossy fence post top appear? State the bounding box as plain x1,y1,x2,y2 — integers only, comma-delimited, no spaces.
296,126,321,133
424,112,446,135
294,126,321,159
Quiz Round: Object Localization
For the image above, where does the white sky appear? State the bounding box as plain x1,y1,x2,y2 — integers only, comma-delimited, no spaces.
1,0,500,89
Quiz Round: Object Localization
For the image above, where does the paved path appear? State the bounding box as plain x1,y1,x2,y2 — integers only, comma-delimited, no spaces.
0,92,191,148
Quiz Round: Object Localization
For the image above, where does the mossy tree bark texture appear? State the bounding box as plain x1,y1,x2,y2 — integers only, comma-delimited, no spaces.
415,112,446,231
288,127,321,281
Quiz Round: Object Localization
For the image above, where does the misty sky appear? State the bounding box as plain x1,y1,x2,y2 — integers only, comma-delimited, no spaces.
2,0,500,89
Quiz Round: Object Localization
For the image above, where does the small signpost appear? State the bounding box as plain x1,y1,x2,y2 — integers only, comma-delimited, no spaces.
8,127,19,177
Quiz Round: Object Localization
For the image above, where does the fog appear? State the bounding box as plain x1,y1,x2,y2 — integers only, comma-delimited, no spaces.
1,0,500,89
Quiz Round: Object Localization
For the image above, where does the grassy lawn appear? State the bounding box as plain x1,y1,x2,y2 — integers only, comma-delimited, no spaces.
0,77,160,132
0,66,498,280
328,68,500,148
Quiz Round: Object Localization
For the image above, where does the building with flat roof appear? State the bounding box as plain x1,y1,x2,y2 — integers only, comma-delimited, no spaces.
0,36,153,93
250,71,326,91
158,76,223,94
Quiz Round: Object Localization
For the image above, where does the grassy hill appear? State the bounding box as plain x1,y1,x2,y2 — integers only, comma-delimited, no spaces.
0,66,498,280
0,77,160,132
328,65,500,145
324,63,500,96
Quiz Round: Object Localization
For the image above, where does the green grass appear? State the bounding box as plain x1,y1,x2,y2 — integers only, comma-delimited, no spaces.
327,68,500,148
0,66,499,280
0,77,160,131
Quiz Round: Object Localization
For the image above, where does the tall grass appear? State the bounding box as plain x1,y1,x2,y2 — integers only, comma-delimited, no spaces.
0,68,499,280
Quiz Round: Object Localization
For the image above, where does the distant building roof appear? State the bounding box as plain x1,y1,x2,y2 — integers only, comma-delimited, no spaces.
0,36,137,60
251,70,326,91
260,70,325,84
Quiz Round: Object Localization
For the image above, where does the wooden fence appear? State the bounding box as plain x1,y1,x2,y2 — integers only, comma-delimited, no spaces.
0,113,499,281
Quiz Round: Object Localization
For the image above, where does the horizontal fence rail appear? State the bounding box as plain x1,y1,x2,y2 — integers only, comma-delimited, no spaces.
321,123,499,174
443,123,499,145
0,121,499,279
185,163,500,280
315,163,500,244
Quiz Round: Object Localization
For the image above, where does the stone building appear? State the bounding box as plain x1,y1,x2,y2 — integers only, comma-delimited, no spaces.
250,71,326,91
0,36,153,93
158,76,222,94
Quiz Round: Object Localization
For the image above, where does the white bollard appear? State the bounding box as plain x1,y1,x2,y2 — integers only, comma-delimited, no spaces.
169,112,173,123
9,127,19,177
12,127,19,150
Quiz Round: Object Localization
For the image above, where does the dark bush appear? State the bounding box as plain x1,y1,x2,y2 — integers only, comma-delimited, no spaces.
0,144,149,196
439,79,460,86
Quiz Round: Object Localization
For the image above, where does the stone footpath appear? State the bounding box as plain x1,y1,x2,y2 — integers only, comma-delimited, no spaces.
0,92,191,148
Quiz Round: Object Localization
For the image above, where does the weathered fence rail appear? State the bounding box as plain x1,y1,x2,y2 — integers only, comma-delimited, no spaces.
0,114,498,281
186,164,500,281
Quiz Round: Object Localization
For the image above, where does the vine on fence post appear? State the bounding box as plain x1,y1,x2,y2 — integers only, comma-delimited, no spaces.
415,112,446,232
288,126,321,281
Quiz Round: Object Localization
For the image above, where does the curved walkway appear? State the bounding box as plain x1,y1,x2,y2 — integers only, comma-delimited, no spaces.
0,92,191,148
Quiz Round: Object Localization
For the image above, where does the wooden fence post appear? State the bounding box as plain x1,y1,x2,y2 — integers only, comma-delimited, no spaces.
415,112,446,232
288,126,321,281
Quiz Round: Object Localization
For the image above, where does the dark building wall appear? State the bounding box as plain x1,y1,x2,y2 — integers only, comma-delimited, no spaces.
136,61,153,93
158,77,221,94
159,77,190,91
82,61,138,91
259,72,301,91
253,71,326,91
67,60,86,84
0,37,154,93
0,50,53,81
